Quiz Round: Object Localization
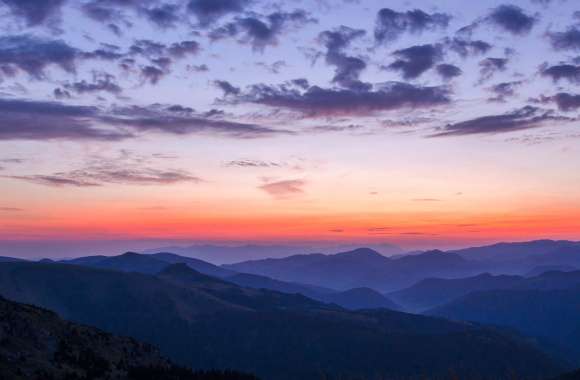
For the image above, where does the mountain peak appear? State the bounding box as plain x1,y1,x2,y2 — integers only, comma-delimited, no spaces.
336,247,384,258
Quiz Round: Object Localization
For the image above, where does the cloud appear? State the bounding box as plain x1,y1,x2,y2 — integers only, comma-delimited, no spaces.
210,10,315,51
0,35,78,79
0,98,129,141
536,92,580,111
8,168,200,187
412,198,441,202
436,64,462,80
432,106,572,137
319,26,367,90
143,4,181,28
187,0,251,26
214,80,241,96
102,104,289,138
387,44,443,79
374,8,450,43
231,81,450,117
445,38,492,58
1,0,66,27
548,27,580,51
541,63,580,84
62,72,122,95
487,4,537,35
0,207,23,212
488,80,524,102
258,179,305,198
5,151,202,187
225,160,282,168
0,98,286,141
479,57,509,82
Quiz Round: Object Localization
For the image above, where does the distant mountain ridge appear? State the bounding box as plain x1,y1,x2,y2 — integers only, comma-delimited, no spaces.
225,248,483,292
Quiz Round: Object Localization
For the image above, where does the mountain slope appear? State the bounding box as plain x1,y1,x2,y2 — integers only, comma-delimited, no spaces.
151,252,235,278
0,261,564,380
0,256,26,263
87,252,170,274
390,273,524,312
0,296,259,380
428,287,580,364
315,287,400,310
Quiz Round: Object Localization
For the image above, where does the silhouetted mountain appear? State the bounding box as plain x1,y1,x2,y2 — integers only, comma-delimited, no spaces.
85,252,170,274
450,240,580,262
390,273,524,312
61,255,108,265
0,296,259,380
429,286,580,364
225,272,333,298
0,262,563,380
151,252,235,278
143,243,403,265
225,248,483,292
315,287,400,310
0,256,25,263
526,265,577,277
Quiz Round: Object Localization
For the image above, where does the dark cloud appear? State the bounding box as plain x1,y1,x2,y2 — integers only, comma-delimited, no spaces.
1,0,66,26
540,63,580,84
487,4,537,35
140,65,166,84
0,98,286,141
259,179,305,198
214,80,241,96
537,92,580,111
445,38,492,58
143,4,181,28
387,44,443,79
53,88,72,99
63,73,122,95
374,8,451,43
0,35,78,79
479,57,509,82
548,27,580,51
187,0,251,26
231,81,450,117
81,0,181,30
432,106,571,137
0,98,129,141
210,10,315,51
488,80,523,102
319,26,368,90
102,104,289,138
436,64,462,80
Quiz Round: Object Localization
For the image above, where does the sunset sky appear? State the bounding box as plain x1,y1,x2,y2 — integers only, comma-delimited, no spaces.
1,0,580,256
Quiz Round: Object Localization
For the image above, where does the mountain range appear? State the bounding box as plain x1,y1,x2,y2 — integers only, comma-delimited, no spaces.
0,260,565,379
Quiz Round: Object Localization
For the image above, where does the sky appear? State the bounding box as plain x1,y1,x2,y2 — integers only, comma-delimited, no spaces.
1,0,580,257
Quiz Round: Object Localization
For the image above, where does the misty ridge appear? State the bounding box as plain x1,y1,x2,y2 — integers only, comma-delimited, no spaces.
1,239,580,379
